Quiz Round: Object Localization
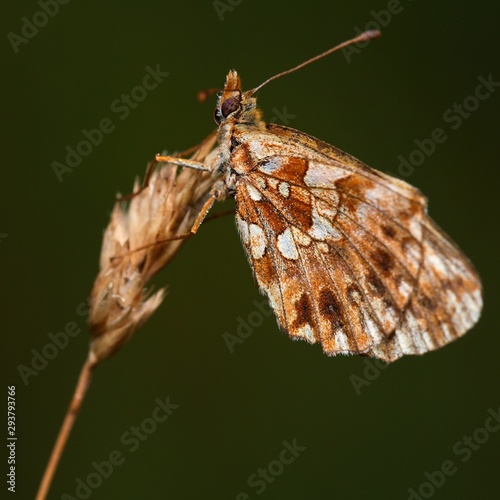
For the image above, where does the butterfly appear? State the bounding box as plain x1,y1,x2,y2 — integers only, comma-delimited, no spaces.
154,30,482,362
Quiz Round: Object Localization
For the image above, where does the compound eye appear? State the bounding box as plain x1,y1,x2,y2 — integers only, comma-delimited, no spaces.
221,97,240,118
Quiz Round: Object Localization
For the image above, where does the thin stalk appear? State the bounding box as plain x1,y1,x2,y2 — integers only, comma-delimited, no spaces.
36,354,97,500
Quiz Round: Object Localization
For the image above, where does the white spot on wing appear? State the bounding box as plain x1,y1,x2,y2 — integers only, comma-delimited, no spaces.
362,311,383,344
316,199,338,218
310,206,341,241
277,228,299,260
365,185,388,206
422,331,435,349
426,250,447,275
317,242,329,254
398,280,413,298
247,184,262,201
259,282,284,326
401,312,425,354
412,332,427,354
471,289,483,310
442,323,452,341
304,161,350,187
255,176,267,190
296,324,316,343
268,178,279,189
259,158,281,174
291,226,311,247
408,218,422,241
356,204,370,225
279,182,290,198
250,224,266,259
394,330,412,355
335,331,349,351
237,216,249,244
461,292,478,314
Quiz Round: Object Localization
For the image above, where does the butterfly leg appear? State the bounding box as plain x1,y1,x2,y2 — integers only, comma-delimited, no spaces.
116,131,217,201
110,179,227,263
163,178,229,238
154,155,211,172
116,155,211,202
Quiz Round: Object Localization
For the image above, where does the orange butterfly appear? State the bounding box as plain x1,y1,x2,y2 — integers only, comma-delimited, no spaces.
154,30,482,362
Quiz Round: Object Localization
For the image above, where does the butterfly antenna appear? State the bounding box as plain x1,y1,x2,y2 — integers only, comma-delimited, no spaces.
249,30,381,95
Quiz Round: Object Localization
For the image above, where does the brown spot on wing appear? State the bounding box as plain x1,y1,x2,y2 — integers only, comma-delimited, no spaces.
367,271,385,296
246,172,314,231
371,248,394,274
252,252,275,286
319,288,345,332
382,225,397,239
258,156,309,186
251,196,289,235
418,295,438,312
292,292,314,330
284,157,310,184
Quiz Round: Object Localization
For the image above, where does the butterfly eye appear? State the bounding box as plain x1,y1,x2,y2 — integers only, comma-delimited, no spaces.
221,97,240,118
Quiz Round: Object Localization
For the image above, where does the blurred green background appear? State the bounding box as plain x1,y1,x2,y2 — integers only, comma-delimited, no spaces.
1,1,499,499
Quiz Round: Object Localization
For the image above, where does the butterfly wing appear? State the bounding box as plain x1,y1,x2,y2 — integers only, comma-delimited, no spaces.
232,123,482,361
367,216,482,361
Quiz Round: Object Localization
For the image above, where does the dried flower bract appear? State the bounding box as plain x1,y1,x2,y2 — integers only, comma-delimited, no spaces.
88,133,218,362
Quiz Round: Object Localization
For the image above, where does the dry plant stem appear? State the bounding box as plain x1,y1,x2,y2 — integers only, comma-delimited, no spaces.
36,133,220,499
36,355,98,500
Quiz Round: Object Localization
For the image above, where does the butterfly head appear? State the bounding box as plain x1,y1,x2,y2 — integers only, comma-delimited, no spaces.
212,31,382,128
213,70,263,127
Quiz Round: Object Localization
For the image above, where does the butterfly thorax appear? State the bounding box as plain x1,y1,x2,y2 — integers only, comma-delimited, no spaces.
214,70,267,181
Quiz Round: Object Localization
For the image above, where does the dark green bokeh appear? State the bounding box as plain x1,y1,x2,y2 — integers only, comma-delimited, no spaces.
1,1,499,499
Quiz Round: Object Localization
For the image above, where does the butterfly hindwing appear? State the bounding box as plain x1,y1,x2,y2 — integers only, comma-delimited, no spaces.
232,124,482,359
368,217,482,361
